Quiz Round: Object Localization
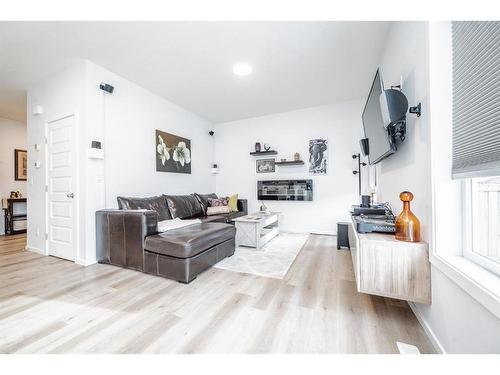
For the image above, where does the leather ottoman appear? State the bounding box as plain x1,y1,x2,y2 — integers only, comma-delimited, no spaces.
143,223,236,283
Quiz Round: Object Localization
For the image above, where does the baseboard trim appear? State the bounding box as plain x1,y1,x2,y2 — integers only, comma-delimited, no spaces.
76,257,97,266
26,246,48,256
408,302,446,354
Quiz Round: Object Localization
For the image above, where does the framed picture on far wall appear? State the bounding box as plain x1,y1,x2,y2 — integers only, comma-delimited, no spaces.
256,158,275,173
14,149,27,181
309,139,328,175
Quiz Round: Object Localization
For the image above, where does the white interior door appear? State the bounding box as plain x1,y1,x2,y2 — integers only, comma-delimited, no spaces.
46,115,77,261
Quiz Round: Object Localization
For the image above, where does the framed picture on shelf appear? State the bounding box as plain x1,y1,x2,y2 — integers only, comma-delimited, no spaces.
256,159,275,173
14,149,27,181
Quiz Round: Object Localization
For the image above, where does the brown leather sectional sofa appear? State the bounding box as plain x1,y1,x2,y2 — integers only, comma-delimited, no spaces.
96,193,247,283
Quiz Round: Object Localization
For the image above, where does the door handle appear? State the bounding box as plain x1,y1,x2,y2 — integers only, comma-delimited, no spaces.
67,193,74,199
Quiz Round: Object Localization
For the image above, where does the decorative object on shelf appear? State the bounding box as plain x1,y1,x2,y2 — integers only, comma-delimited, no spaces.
294,152,300,161
10,191,22,199
263,143,271,151
211,163,219,174
155,130,191,174
280,158,286,162
309,139,328,175
352,153,367,197
260,200,269,214
256,158,275,173
255,142,261,152
395,191,421,242
14,149,27,181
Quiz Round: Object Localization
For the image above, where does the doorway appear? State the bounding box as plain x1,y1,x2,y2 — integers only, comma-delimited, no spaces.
46,114,78,261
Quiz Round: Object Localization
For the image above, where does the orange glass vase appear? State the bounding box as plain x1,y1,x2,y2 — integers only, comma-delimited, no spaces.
395,191,421,242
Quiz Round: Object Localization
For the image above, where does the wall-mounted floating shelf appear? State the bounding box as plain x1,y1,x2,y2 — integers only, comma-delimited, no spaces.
275,160,305,166
249,150,278,156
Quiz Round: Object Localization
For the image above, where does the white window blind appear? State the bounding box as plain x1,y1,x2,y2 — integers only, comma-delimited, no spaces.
452,21,500,178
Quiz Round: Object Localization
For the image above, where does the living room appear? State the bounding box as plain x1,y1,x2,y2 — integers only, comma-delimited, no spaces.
1,1,500,372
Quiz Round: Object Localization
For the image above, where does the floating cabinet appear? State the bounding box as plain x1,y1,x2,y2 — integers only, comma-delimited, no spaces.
348,216,431,304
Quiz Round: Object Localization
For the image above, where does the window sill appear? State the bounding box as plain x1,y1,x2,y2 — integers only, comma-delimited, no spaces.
430,253,500,319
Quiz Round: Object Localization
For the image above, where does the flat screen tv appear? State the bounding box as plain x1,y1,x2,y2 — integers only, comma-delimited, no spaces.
362,69,396,165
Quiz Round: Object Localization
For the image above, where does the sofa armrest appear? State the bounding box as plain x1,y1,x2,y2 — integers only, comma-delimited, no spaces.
96,209,158,271
237,199,248,215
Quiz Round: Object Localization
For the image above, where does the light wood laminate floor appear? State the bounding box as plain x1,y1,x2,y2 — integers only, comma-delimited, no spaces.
0,233,435,353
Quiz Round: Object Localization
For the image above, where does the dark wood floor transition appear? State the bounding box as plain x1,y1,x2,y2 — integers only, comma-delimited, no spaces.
0,233,434,353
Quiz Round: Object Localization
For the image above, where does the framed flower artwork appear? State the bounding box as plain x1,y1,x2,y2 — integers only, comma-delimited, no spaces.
155,130,192,174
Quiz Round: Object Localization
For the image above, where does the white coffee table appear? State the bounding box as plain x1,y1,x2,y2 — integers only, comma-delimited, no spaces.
233,212,280,250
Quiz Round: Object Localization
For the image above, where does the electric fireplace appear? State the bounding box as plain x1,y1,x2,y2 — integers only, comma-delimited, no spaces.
257,179,313,201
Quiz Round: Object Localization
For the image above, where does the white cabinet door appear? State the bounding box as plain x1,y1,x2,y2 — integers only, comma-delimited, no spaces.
47,115,77,261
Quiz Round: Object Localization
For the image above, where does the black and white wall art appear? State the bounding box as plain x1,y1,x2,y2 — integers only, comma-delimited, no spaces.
309,139,328,175
156,129,192,174
256,158,275,173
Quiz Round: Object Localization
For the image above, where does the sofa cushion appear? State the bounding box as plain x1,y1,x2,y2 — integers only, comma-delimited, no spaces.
207,205,231,215
194,193,218,215
208,197,229,207
164,194,204,219
199,211,247,224
228,194,239,212
144,222,235,259
199,215,227,223
117,196,171,221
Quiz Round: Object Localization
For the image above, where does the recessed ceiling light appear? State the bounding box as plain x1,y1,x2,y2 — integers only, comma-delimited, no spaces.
233,62,253,77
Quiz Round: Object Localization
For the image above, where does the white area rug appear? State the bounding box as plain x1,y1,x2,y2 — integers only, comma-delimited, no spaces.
214,233,309,279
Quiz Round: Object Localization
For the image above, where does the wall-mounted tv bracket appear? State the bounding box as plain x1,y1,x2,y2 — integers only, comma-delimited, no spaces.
387,121,406,143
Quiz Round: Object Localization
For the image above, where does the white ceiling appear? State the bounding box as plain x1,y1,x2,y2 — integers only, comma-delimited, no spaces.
0,21,391,123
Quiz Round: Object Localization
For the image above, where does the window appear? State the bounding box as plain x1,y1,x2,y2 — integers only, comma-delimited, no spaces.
452,22,500,276
452,22,500,178
464,177,500,276
428,21,500,318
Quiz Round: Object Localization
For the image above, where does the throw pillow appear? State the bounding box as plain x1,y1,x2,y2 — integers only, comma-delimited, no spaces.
208,197,229,207
194,193,218,215
228,194,238,212
207,205,231,215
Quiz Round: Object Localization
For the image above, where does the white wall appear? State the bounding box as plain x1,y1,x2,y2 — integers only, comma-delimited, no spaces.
0,117,27,235
27,61,87,253
27,60,215,264
371,21,431,242
214,100,364,235
82,61,215,263
368,21,500,353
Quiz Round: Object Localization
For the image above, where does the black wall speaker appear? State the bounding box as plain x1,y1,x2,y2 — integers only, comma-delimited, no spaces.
99,83,115,94
360,138,369,156
91,141,102,149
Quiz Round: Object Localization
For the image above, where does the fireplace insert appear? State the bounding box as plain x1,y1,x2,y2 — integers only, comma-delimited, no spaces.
257,179,313,201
